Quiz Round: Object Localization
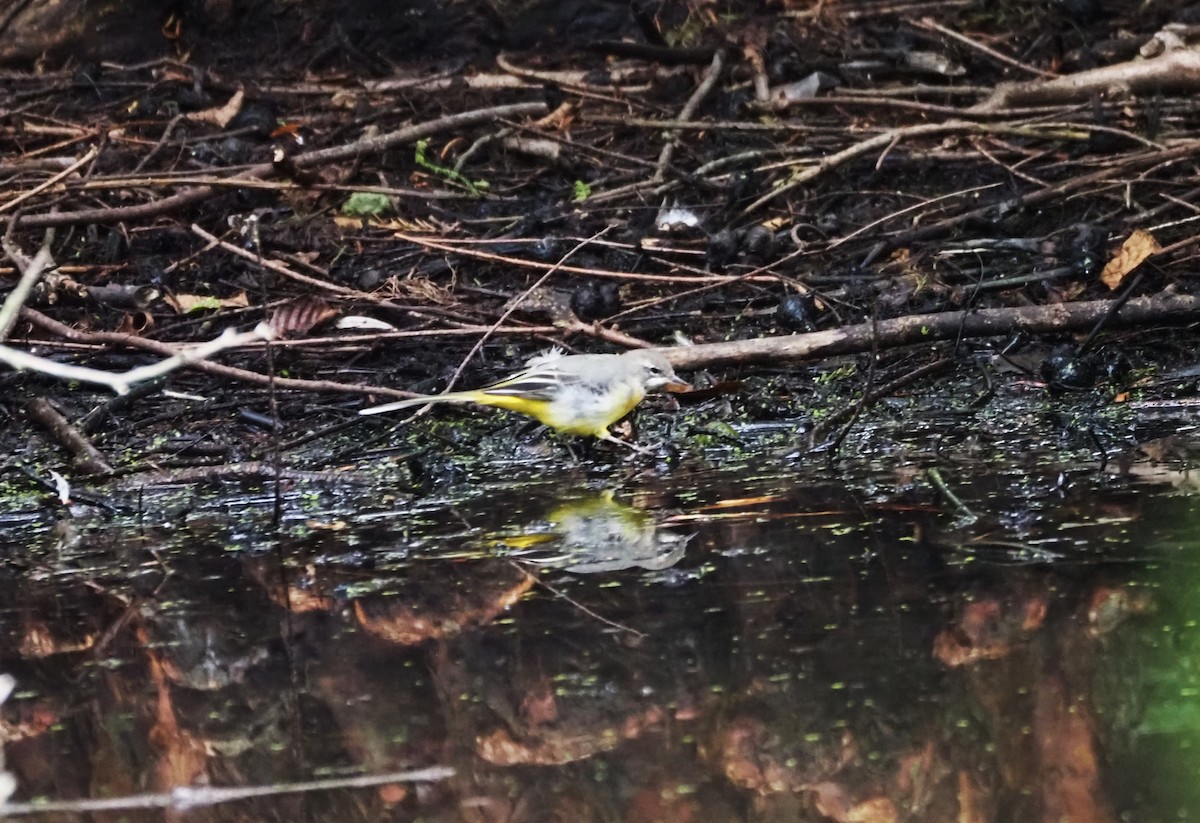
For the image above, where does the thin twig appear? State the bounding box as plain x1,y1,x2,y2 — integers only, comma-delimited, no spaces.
0,226,55,340
392,233,765,284
653,49,726,183
131,113,185,173
827,182,1003,250
509,561,645,638
189,223,358,297
442,226,613,393
927,466,978,523
0,146,98,214
743,120,1014,216
7,101,549,229
1,322,276,395
912,17,1057,79
17,308,389,397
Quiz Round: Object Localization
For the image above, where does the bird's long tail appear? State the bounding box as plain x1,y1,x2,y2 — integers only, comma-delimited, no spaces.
358,391,478,416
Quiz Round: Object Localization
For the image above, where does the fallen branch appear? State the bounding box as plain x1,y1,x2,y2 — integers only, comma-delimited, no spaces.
653,49,726,183
0,323,276,395
18,308,387,397
658,292,1200,370
25,397,113,474
972,42,1200,113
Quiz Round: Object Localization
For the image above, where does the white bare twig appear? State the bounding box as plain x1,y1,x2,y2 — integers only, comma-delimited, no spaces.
0,231,55,340
1,234,277,394
0,323,277,394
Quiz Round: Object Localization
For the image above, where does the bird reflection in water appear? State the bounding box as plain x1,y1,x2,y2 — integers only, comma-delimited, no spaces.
495,490,692,574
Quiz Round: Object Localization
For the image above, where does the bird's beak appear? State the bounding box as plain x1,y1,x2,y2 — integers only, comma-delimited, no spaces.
662,378,692,393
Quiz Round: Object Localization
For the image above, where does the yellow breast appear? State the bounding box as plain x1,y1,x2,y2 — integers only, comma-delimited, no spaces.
539,382,645,437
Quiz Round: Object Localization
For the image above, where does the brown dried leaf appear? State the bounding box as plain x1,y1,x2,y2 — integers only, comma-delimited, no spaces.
844,798,899,823
163,291,250,314
19,618,96,657
1101,229,1159,290
269,296,339,337
114,311,154,336
187,87,245,128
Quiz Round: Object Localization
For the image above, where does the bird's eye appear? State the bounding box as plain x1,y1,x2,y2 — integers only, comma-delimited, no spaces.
647,365,662,374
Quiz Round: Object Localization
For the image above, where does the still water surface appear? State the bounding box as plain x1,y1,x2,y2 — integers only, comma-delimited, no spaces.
0,429,1198,821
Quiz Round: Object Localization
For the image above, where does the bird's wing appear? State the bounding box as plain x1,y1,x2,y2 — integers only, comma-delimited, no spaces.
478,358,587,401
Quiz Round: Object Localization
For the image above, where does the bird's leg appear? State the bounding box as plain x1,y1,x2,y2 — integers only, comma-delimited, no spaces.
598,432,653,455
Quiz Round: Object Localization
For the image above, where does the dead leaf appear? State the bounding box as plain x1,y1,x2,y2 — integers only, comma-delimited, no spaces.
114,311,154,335
1101,229,1159,290
844,798,899,823
268,296,339,337
187,87,245,128
164,291,249,314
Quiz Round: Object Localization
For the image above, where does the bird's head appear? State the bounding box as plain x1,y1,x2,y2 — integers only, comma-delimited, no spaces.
624,349,691,392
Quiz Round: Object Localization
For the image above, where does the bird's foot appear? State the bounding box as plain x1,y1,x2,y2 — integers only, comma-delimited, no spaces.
599,433,654,455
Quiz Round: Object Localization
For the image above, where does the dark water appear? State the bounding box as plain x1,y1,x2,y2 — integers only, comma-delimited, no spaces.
1,425,1198,821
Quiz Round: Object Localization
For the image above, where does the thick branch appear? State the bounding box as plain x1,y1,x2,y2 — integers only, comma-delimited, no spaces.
25,397,113,474
658,293,1200,370
972,45,1200,112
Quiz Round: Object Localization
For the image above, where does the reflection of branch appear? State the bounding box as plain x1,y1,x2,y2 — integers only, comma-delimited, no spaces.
0,765,454,817
0,672,14,805
508,561,645,638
